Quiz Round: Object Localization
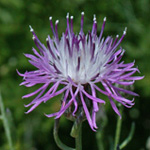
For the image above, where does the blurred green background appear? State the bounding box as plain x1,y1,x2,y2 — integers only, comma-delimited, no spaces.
0,0,150,149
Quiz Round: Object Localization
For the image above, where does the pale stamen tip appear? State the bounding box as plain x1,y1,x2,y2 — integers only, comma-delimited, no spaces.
29,25,33,32
49,16,52,20
104,17,106,21
94,21,97,24
66,13,69,18
93,18,96,21
123,27,127,35
93,14,96,21
32,35,35,40
46,38,48,41
70,16,74,19
81,12,84,15
55,20,59,24
116,34,119,38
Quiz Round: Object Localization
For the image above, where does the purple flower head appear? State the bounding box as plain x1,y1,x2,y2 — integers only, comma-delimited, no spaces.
18,12,143,131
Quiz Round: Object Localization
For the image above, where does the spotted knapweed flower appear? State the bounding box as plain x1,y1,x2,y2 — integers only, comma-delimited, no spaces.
18,12,143,130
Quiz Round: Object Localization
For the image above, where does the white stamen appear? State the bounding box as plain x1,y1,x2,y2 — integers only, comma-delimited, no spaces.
32,35,35,40
49,16,52,20
93,14,96,21
123,27,127,35
81,12,84,15
29,25,33,32
46,38,48,41
70,16,74,19
55,20,59,24
104,17,106,22
116,35,119,38
66,13,69,18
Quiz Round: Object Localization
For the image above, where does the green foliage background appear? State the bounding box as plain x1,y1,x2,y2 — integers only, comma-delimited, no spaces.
0,0,149,149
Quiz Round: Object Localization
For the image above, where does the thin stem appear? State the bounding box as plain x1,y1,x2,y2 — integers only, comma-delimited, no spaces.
0,93,14,150
53,118,75,150
75,123,82,150
70,114,83,150
96,110,108,150
96,130,104,150
114,106,123,150
119,122,135,149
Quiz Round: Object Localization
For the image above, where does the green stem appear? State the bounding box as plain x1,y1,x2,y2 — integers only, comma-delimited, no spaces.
70,115,83,150
75,123,82,150
119,122,135,149
114,106,123,150
53,119,75,150
96,110,108,150
96,130,104,150
0,93,14,150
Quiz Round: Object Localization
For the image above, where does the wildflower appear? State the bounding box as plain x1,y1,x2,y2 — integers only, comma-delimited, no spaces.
18,12,143,130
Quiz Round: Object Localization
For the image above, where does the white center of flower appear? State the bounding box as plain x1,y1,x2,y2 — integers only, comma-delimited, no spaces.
48,35,112,84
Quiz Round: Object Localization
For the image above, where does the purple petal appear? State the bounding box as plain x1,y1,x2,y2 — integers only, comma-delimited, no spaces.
22,83,49,99
112,86,139,96
109,97,121,118
80,91,95,131
25,101,42,114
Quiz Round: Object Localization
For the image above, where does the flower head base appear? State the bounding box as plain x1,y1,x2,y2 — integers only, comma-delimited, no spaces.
18,12,143,131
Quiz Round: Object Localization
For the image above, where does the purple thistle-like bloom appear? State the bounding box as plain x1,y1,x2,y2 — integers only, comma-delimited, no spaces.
18,12,143,131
